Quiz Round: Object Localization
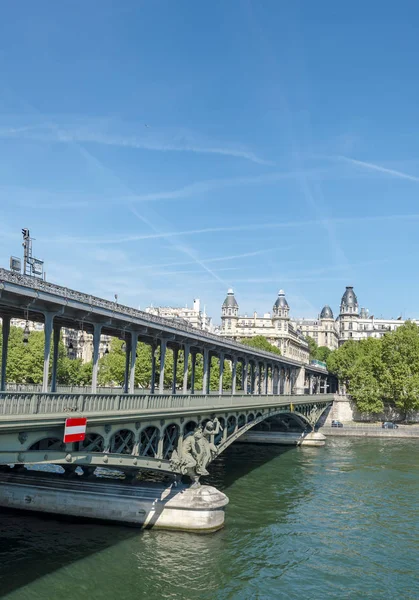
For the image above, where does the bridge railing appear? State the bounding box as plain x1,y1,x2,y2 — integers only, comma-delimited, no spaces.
0,393,334,417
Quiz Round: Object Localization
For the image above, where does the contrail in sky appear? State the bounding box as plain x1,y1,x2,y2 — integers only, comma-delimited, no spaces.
337,155,419,182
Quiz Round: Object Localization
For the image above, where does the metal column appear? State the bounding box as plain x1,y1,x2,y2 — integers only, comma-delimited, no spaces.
202,348,209,395
218,353,224,395
182,344,190,394
172,347,178,394
91,323,102,394
50,325,61,393
159,339,167,394
150,344,157,394
129,331,139,394
0,315,10,392
232,357,237,395
243,358,249,394
42,312,54,393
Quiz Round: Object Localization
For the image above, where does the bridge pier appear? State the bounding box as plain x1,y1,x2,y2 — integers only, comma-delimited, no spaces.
0,472,229,533
129,331,139,394
182,343,190,394
0,315,10,392
218,353,224,394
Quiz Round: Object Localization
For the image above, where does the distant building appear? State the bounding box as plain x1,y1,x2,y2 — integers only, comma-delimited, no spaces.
295,305,339,351
337,286,419,344
219,288,310,363
145,298,214,332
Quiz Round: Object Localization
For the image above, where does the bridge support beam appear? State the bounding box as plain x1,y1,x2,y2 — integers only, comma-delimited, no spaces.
243,359,249,394
0,315,10,392
91,323,103,394
50,325,61,393
264,363,269,395
183,344,190,394
172,347,178,394
232,357,237,395
202,348,209,395
218,353,224,395
42,312,55,393
190,349,196,394
150,344,157,394
129,331,139,394
159,339,167,394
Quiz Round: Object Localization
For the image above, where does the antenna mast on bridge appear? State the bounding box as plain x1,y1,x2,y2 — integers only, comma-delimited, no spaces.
21,228,44,279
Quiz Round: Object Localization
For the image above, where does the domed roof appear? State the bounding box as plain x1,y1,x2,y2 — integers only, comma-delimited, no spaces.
341,286,358,308
222,288,238,308
274,289,289,309
320,305,334,319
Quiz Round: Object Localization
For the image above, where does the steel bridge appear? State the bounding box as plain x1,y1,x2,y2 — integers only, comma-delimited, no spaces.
0,268,334,481
0,391,333,476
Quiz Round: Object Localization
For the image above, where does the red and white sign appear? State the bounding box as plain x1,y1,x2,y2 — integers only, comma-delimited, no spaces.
64,417,87,443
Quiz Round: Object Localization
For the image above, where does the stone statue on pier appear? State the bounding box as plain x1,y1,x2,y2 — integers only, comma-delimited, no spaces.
170,418,222,487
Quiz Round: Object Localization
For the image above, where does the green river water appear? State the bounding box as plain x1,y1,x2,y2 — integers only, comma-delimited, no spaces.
0,438,418,599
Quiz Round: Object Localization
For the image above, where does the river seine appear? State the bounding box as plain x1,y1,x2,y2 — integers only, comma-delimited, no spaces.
0,438,418,599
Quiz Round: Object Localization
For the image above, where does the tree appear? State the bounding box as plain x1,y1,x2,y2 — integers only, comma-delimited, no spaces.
305,336,318,360
327,337,385,414
240,336,281,355
316,346,332,363
380,321,419,419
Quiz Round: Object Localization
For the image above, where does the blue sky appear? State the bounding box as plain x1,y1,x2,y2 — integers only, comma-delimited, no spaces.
1,0,419,323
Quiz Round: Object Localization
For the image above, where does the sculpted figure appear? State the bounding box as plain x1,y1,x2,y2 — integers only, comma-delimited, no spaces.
169,418,222,486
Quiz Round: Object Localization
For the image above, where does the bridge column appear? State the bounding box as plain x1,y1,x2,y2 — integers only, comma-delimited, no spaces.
129,331,139,394
150,343,157,394
183,344,190,394
273,366,279,394
91,323,103,394
42,312,55,393
0,315,10,392
159,339,167,394
172,347,179,394
271,365,274,394
264,363,269,395
218,353,224,395
202,348,209,395
309,374,313,395
243,358,249,393
257,363,262,394
190,349,197,395
232,357,237,395
284,369,290,395
50,325,61,393
123,333,131,394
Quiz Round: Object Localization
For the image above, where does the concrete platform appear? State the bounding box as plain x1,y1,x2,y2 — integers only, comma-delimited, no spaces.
238,430,326,447
0,471,228,533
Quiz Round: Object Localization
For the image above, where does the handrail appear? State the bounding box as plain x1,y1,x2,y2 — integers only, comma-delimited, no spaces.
0,392,334,417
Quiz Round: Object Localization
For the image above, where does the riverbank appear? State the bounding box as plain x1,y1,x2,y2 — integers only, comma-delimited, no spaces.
320,424,419,438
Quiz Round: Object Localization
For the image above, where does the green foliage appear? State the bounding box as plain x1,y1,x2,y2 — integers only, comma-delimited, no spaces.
316,346,332,362
240,336,281,355
327,323,419,417
380,321,419,418
305,335,318,360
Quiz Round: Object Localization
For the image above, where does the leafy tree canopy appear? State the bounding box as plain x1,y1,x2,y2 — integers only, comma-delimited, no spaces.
239,336,281,355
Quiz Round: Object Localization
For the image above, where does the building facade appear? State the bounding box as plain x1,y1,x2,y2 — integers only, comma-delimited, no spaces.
220,289,310,363
145,298,213,332
337,286,419,344
295,306,340,351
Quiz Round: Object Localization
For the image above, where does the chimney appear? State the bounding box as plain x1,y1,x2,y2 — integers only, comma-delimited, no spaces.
193,298,200,313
